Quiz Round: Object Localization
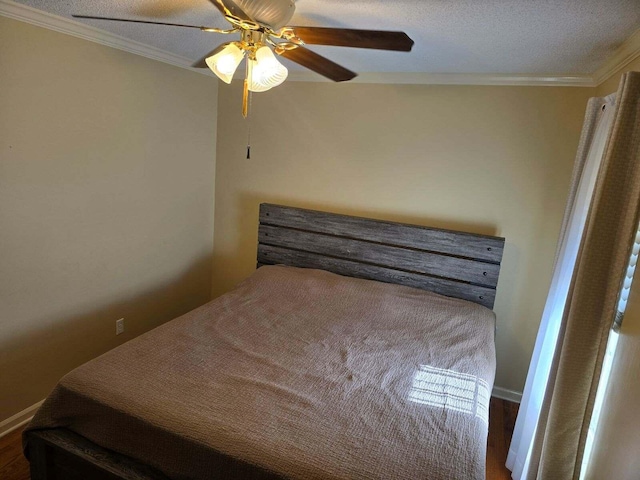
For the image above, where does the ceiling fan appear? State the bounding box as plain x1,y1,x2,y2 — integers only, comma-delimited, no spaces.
73,0,414,117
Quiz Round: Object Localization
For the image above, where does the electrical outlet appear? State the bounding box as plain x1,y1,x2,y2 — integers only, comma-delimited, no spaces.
116,318,125,335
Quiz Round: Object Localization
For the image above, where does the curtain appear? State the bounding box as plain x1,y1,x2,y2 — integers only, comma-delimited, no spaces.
508,71,640,480
506,92,615,480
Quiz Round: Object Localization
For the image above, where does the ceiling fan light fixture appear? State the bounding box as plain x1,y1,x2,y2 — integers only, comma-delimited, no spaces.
73,3,413,119
205,42,245,84
247,45,288,92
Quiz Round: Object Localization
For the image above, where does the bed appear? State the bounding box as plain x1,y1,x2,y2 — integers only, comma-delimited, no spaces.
24,203,505,480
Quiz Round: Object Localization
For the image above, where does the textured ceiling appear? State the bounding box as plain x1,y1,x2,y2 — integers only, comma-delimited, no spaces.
14,0,640,75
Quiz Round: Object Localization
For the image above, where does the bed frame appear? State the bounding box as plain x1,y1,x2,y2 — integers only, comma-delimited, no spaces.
26,203,505,479
257,203,504,308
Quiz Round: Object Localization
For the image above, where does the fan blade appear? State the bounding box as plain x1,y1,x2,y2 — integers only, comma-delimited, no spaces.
279,47,356,82
72,15,211,30
208,0,253,23
287,27,414,52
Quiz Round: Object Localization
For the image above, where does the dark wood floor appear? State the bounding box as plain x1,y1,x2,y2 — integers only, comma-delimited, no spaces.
0,397,518,480
0,426,29,480
487,397,519,479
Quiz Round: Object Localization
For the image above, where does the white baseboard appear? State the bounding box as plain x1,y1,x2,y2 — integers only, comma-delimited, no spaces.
492,386,522,404
0,400,44,438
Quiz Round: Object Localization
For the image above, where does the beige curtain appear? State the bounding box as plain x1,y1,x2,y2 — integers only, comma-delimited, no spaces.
507,93,615,480
528,71,640,479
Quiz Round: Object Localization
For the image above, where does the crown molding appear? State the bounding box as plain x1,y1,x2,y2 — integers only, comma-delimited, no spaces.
286,71,596,87
593,28,640,86
0,0,213,77
0,0,611,88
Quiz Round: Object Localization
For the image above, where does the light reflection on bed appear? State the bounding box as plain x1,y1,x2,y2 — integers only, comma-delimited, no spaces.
408,364,490,425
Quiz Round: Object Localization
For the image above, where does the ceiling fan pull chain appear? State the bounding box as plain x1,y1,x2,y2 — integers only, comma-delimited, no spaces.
244,58,252,160
246,93,252,160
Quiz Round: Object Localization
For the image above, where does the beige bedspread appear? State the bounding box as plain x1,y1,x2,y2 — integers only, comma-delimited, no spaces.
25,265,496,479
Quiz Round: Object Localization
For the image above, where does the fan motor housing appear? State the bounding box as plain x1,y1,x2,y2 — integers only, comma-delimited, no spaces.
222,0,296,30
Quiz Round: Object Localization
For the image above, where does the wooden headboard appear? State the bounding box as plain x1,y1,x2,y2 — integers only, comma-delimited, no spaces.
257,203,505,309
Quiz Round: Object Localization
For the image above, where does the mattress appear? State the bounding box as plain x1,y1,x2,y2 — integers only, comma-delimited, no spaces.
25,265,496,479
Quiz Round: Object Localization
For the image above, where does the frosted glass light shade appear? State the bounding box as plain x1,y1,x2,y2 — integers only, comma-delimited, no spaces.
205,43,245,84
248,46,288,92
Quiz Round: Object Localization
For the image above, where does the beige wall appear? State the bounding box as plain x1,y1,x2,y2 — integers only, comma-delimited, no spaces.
584,61,640,479
0,17,218,421
213,81,593,393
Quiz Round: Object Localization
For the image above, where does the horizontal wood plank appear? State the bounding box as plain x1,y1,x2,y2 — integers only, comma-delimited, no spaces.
260,204,504,263
26,430,169,480
259,225,499,288
258,245,497,308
